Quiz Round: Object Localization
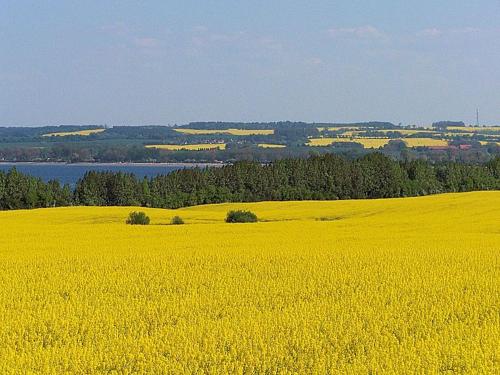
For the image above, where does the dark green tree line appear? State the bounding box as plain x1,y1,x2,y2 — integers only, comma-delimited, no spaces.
1,154,499,210
73,154,500,208
0,168,72,210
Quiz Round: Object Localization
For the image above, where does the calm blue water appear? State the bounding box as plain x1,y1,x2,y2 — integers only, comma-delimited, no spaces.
0,163,200,186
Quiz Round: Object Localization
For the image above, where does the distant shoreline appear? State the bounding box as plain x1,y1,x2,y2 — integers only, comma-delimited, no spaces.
0,161,225,167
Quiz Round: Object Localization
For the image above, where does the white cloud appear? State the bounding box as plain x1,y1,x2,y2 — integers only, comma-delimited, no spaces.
327,26,385,39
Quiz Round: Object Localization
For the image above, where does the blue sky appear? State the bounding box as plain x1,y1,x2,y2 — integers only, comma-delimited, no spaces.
1,1,499,126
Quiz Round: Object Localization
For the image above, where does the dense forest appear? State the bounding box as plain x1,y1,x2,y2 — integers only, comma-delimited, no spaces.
1,153,499,210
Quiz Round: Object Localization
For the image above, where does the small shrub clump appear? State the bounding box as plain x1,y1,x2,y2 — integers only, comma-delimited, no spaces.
126,211,150,225
171,216,184,225
225,210,258,223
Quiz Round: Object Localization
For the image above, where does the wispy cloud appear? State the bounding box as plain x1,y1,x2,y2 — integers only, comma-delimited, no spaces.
327,26,385,39
416,27,481,38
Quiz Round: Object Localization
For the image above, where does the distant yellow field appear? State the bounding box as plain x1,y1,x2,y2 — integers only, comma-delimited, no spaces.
341,130,356,136
308,137,390,148
307,137,337,146
447,126,500,132
42,128,106,137
174,128,274,135
258,143,286,148
403,138,449,147
145,144,226,151
309,137,450,148
479,141,500,146
0,192,498,373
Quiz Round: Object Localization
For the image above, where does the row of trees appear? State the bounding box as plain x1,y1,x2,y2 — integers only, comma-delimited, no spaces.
2,141,499,165
1,153,499,210
0,169,72,210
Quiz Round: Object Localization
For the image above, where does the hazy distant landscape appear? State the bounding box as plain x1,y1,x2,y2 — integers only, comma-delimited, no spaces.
1,120,499,164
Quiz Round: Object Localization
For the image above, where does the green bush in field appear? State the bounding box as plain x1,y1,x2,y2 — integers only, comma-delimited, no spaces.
171,216,184,225
126,211,150,225
225,210,258,223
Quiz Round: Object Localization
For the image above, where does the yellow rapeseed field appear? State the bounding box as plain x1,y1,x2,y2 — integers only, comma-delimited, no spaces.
308,137,391,148
447,126,500,133
402,138,449,147
145,144,226,151
0,192,499,373
174,128,274,136
42,129,106,137
257,143,286,148
308,137,451,148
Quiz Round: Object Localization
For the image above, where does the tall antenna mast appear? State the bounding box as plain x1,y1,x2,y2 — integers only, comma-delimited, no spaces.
476,108,480,127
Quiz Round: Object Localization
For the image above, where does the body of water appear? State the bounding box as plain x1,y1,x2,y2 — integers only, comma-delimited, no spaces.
0,163,210,186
